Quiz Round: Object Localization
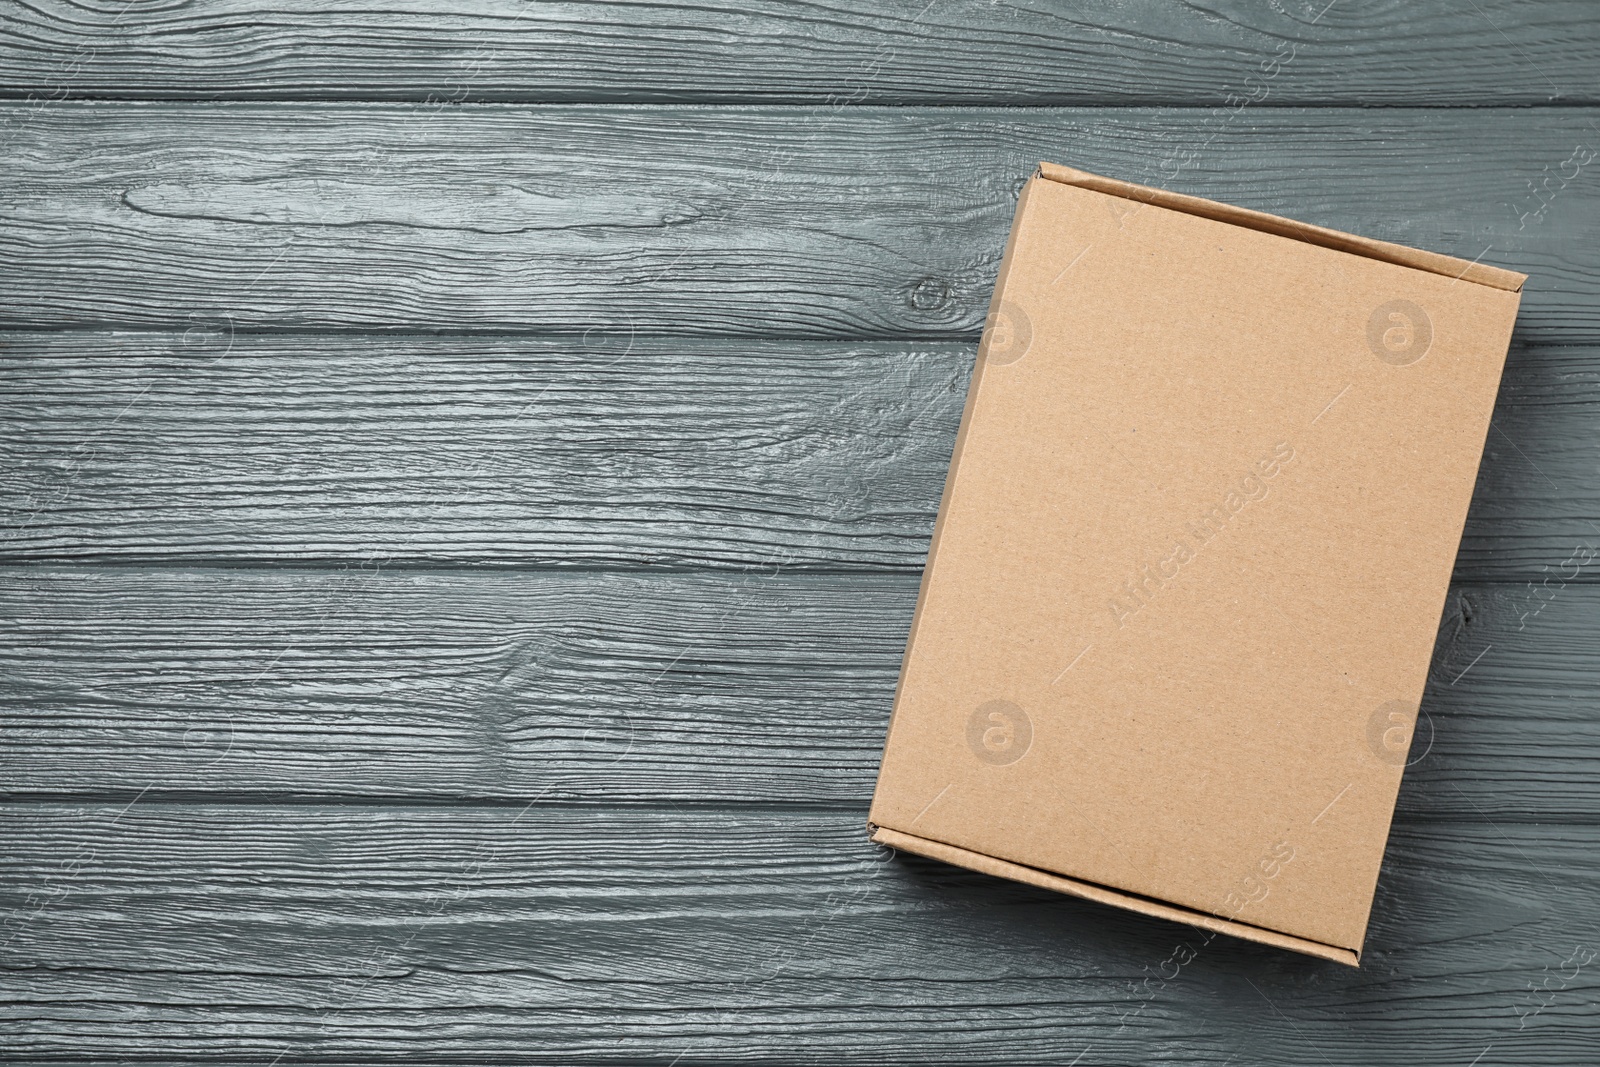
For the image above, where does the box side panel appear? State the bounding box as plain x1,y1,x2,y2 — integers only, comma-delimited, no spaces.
1038,161,1526,292
871,826,1360,967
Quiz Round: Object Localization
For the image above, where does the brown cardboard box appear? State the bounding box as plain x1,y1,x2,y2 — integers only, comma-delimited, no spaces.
868,162,1526,966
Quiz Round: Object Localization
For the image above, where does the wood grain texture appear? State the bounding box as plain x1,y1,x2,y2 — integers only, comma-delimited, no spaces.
1,567,1593,821
4,105,1598,341
0,333,964,570
2,332,1596,578
2,0,1597,106
2,804,1597,1065
2,5,1597,1062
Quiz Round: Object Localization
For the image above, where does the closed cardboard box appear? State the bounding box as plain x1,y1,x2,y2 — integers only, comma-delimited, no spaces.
869,163,1525,965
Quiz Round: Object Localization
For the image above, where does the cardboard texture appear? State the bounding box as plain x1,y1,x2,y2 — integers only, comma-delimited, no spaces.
869,162,1526,965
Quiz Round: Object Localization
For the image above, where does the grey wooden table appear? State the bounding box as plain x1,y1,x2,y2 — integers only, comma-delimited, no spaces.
2,3,1598,1064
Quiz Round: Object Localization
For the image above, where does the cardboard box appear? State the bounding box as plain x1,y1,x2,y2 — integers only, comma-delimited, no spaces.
868,162,1526,966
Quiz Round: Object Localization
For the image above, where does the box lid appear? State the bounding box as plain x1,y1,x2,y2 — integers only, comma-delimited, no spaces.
868,162,1525,964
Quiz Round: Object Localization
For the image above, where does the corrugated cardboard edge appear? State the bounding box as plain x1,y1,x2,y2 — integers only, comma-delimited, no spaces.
871,825,1361,967
1038,161,1528,293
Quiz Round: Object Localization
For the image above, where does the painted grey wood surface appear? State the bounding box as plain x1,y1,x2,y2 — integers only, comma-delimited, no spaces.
0,567,1595,822
4,105,1600,342
2,806,1597,1064
2,3,1598,1065
2,332,1596,579
2,0,1596,105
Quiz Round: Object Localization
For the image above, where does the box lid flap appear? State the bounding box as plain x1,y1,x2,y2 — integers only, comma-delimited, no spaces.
1039,161,1526,292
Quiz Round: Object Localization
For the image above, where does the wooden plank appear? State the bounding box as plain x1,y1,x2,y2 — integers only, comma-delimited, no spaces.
1,567,1594,821
1,803,1595,1064
2,1,1596,106
0,333,963,570
3,105,1598,341
2,332,1596,578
